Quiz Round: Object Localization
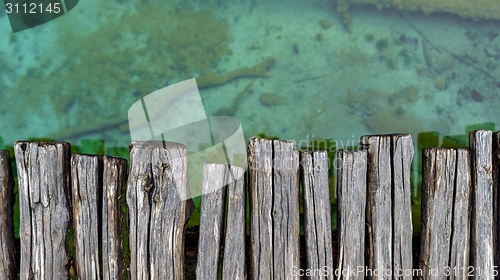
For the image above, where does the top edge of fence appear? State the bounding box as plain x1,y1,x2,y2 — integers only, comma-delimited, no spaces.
360,133,412,138
249,137,276,142
102,155,129,161
423,147,471,152
299,149,328,155
469,129,493,133
14,140,71,147
7,129,500,154
72,153,103,158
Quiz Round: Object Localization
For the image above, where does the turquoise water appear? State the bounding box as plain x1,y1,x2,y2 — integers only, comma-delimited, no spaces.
1,0,500,231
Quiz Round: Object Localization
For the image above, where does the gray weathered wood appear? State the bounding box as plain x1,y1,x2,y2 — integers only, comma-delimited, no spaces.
469,130,494,279
391,134,414,280
71,154,102,280
196,163,228,279
126,141,191,280
102,156,128,280
361,134,414,279
420,148,456,279
15,141,71,279
272,140,300,279
0,150,16,279
248,138,273,280
301,150,334,279
449,149,471,280
420,148,471,280
336,149,366,280
361,135,393,278
248,138,299,279
222,165,247,280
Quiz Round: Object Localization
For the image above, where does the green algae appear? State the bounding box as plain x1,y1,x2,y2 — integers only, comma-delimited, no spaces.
466,122,495,134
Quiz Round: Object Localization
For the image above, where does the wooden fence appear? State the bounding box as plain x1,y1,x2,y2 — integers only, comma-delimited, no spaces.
0,130,498,279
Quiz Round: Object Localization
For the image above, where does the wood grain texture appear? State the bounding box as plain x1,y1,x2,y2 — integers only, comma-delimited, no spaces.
420,148,456,279
71,154,102,280
336,149,366,280
15,141,71,280
469,130,494,279
222,165,247,280
196,163,228,279
301,150,333,280
449,149,471,280
272,140,300,280
391,134,414,280
361,135,392,278
248,138,273,280
361,134,414,279
126,141,191,280
0,150,16,279
102,156,128,280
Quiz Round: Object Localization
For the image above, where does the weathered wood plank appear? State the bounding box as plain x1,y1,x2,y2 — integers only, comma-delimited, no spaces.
469,130,494,279
71,154,102,280
248,138,273,280
15,141,71,279
391,134,414,280
361,134,414,279
126,141,191,280
102,156,128,280
222,165,247,280
0,150,16,279
420,148,456,279
272,140,300,279
449,149,471,280
336,149,366,280
301,150,334,280
196,163,228,279
361,135,392,278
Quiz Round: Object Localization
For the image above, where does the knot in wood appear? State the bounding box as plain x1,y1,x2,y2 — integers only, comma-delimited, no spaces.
143,176,154,193
159,162,171,173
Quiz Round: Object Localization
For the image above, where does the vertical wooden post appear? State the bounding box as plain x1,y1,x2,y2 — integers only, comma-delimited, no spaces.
0,150,16,279
449,149,471,280
15,141,71,279
272,140,300,279
391,134,414,279
420,148,471,280
248,138,273,280
301,150,334,279
361,134,413,279
102,156,128,280
126,141,191,280
222,165,247,280
420,149,456,279
361,135,392,278
336,149,367,280
196,163,228,279
248,138,300,279
71,154,102,279
470,130,494,279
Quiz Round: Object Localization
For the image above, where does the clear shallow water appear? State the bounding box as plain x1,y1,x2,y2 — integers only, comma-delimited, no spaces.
1,0,500,231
